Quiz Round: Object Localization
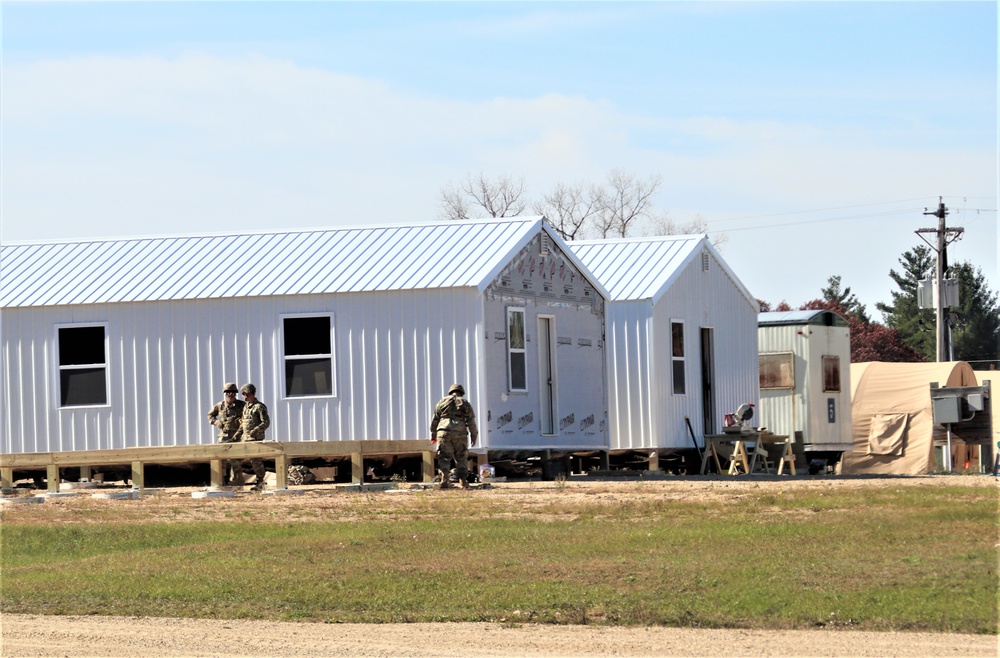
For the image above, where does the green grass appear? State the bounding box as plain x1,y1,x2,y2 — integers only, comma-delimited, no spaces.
1,484,996,633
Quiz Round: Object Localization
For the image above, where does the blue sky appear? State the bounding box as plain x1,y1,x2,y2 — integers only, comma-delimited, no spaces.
2,1,996,314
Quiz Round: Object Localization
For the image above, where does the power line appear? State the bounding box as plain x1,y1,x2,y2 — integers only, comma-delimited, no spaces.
717,208,920,233
709,197,931,225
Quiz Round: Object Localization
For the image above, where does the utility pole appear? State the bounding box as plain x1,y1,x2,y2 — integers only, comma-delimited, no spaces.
916,197,963,362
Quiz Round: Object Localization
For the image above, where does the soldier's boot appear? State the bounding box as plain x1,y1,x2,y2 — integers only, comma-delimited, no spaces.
459,478,470,489
439,469,452,489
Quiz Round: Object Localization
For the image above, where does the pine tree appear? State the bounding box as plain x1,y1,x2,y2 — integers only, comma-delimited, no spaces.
876,245,936,360
949,262,1000,369
820,275,870,324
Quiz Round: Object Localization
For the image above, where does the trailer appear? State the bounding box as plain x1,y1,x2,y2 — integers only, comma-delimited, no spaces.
757,310,853,470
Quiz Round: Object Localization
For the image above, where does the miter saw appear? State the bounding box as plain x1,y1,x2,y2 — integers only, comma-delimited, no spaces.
723,403,755,433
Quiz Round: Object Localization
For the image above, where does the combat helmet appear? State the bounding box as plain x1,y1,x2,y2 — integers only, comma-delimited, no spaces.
240,383,257,396
223,382,238,393
448,383,465,396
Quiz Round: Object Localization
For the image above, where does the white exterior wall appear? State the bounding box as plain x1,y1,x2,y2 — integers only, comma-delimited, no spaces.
604,301,655,450
1,288,483,454
757,323,852,448
606,249,758,450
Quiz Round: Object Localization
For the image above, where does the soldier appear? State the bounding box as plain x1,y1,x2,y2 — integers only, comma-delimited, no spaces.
238,383,271,492
430,383,478,489
206,382,245,485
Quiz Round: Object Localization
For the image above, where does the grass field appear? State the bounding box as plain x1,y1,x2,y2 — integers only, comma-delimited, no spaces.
1,479,997,634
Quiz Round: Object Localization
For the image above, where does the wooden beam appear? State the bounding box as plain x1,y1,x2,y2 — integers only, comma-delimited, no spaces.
131,461,144,490
422,450,435,482
351,452,363,484
46,464,59,493
274,453,289,489
1,467,13,492
209,460,224,487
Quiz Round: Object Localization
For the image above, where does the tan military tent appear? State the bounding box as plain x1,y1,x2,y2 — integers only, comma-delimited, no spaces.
841,361,986,475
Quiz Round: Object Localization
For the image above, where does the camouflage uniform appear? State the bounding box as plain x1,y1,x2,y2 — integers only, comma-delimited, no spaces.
238,383,271,491
206,382,244,485
430,384,478,488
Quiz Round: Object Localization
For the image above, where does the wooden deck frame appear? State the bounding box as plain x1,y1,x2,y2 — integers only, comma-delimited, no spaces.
0,440,435,493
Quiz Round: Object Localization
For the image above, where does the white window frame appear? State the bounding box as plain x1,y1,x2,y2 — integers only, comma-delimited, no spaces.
671,320,686,396
507,306,527,393
280,313,336,399
55,322,110,409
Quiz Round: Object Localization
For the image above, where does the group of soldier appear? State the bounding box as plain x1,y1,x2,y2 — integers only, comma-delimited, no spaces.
206,382,270,491
206,380,478,491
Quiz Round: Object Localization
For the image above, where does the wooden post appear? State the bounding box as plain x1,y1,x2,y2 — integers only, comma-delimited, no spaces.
274,453,288,489
647,450,659,472
1,467,13,492
422,450,435,482
131,461,144,490
209,460,224,487
600,451,610,471
47,464,60,493
80,465,92,481
351,452,363,484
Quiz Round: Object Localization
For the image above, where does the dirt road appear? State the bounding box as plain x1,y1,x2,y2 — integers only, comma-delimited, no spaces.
3,614,997,657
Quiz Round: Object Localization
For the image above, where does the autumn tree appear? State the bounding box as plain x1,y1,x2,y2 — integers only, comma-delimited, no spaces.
799,299,923,363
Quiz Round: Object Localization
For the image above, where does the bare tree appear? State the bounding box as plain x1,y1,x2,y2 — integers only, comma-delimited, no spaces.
532,182,601,241
592,169,662,238
438,173,528,220
438,169,726,247
651,212,728,250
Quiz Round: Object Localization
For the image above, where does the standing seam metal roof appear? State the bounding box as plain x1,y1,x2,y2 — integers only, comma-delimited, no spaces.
569,234,758,309
0,217,577,308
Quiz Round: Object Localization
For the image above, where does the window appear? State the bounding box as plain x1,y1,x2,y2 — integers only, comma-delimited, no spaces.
760,353,794,389
58,325,108,407
283,315,334,397
671,321,685,395
822,355,841,392
508,307,526,391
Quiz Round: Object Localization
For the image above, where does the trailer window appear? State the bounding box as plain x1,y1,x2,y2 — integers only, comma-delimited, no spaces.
822,355,841,392
508,307,527,391
283,315,334,397
671,321,685,395
759,353,794,389
58,325,108,407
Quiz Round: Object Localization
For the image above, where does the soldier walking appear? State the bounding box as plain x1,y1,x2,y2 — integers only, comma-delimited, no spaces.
430,383,477,489
206,382,245,485
239,383,271,492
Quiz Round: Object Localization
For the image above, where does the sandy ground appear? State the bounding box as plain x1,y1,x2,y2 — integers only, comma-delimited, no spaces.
2,475,997,658
2,615,997,658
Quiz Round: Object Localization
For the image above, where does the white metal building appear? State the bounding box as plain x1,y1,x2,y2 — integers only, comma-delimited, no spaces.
0,218,609,456
569,235,759,452
757,310,853,459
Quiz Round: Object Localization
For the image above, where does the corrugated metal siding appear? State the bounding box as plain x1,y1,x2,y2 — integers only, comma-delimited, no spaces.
605,301,655,450
651,252,759,449
1,288,484,453
0,219,544,308
757,323,853,447
602,245,759,450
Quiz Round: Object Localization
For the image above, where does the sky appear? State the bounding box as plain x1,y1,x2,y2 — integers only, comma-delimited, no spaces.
2,1,997,316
